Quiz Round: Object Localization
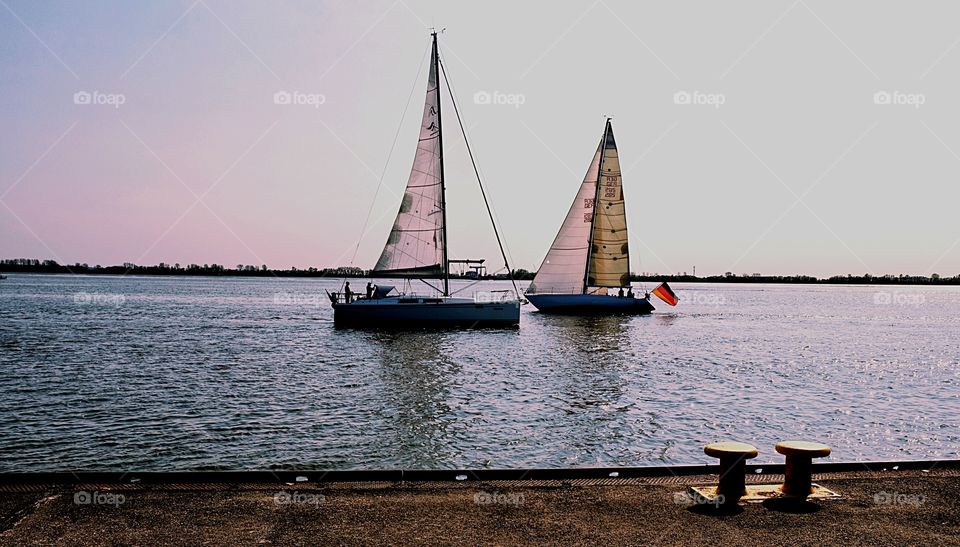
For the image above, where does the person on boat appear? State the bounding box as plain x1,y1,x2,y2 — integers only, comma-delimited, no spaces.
618,287,624,298
344,282,353,303
366,281,374,299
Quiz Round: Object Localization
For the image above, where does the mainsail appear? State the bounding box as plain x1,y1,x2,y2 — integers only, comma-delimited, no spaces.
528,119,631,294
373,42,445,277
586,121,630,288
527,143,601,294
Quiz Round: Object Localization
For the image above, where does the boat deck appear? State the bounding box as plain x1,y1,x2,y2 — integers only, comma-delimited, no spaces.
2,465,957,545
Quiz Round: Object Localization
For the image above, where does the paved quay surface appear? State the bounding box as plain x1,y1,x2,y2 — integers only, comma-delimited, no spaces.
1,467,958,545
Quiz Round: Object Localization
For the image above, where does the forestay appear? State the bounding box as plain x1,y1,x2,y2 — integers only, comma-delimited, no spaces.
527,144,602,294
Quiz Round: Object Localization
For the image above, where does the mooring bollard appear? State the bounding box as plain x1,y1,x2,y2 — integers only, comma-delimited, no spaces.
775,441,831,498
704,441,759,503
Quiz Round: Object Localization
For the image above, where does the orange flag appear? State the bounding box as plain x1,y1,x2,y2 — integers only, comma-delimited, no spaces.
652,282,678,306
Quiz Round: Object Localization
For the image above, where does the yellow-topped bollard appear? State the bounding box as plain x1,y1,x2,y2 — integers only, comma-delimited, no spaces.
704,441,759,503
775,441,831,498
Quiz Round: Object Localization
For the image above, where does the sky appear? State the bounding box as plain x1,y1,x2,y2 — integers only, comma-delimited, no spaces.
2,0,960,278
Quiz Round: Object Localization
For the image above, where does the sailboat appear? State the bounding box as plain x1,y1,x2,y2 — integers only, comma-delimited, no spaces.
330,32,520,327
526,119,655,315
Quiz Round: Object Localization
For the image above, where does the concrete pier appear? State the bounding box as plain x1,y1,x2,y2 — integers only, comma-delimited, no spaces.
1,465,958,545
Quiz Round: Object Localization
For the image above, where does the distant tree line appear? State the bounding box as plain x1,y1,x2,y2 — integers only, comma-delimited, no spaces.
0,259,363,278
632,271,960,285
0,259,536,280
3,259,957,284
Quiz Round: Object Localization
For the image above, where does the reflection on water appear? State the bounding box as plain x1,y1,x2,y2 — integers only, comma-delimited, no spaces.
531,314,657,465
374,331,460,468
1,274,958,471
651,312,681,326
543,315,630,411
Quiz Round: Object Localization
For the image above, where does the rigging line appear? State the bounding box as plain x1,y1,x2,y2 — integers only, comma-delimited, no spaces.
584,123,609,293
418,278,443,294
449,277,483,296
345,42,431,279
450,277,481,295
441,92,521,276
437,57,520,299
468,151,521,274
435,54,519,283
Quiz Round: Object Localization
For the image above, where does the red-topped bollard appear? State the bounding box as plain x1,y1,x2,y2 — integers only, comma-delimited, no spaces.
704,441,759,502
775,441,831,498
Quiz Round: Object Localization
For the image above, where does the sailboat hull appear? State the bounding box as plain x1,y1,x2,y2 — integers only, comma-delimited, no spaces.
333,296,520,328
526,293,654,315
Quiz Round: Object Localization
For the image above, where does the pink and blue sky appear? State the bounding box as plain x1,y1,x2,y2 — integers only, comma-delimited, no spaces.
2,1,960,277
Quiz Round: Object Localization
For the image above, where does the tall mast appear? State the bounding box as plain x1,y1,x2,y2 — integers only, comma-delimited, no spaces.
582,118,610,294
433,31,450,297
621,124,631,288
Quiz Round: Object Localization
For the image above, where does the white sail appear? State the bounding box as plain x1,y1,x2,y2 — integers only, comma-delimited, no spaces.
587,121,630,287
373,45,444,277
527,143,602,294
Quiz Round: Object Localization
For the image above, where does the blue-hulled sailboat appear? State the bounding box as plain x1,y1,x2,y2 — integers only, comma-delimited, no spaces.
330,32,520,327
526,119,655,315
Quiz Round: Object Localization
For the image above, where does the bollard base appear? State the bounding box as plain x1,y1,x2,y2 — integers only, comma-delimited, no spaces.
688,483,841,504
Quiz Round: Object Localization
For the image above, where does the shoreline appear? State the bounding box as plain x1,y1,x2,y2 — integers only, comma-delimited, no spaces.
5,270,960,287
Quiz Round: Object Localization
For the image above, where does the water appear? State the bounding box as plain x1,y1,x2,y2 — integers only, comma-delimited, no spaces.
1,274,958,471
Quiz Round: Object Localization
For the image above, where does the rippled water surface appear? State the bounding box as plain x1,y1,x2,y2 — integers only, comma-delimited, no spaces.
1,274,958,471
